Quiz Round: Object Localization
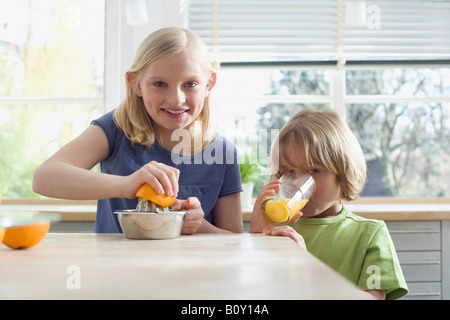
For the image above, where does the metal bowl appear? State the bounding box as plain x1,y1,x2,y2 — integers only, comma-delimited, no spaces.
114,210,189,240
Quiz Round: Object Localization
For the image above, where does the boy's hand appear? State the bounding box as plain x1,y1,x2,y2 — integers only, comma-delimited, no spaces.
249,180,281,233
249,180,305,248
265,225,306,249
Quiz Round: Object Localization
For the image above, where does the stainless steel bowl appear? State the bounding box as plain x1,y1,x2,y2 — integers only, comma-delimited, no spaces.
114,210,189,240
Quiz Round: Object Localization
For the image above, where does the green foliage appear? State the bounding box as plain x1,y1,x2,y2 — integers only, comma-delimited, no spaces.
239,162,259,184
238,151,260,182
238,152,269,197
0,106,49,198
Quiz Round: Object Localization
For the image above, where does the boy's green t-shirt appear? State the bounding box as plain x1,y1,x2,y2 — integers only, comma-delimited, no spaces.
292,206,408,300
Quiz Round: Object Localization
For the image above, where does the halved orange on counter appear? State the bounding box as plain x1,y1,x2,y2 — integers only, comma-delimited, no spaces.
0,228,5,244
135,184,176,208
3,221,50,250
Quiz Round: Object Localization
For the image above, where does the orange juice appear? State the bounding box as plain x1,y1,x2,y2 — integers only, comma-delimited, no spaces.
261,196,309,225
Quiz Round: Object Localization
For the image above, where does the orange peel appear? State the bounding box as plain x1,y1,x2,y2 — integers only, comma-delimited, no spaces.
135,184,176,208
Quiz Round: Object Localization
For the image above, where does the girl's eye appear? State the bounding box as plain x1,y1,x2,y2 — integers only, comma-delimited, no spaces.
153,81,166,87
308,168,319,174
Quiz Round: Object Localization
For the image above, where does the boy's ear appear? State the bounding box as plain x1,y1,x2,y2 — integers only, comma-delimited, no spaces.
339,177,349,201
126,71,142,97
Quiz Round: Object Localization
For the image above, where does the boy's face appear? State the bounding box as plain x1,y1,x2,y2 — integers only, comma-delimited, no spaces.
279,143,342,218
133,50,216,139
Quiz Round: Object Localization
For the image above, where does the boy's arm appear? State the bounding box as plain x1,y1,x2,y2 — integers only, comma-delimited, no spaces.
366,290,386,300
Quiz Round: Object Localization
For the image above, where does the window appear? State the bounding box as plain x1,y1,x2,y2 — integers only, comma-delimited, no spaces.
346,66,450,197
189,0,450,198
0,0,105,198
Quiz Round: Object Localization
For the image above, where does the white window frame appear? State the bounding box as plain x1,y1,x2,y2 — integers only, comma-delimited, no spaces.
2,0,449,202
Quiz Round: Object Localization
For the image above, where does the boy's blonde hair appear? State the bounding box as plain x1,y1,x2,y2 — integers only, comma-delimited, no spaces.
271,109,366,201
114,27,216,149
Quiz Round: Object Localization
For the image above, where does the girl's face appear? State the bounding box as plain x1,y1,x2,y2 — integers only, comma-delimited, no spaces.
132,51,216,139
279,143,342,218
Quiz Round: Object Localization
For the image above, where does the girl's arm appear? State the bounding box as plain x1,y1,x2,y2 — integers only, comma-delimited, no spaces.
33,125,120,200
32,125,179,200
203,193,243,233
172,192,243,234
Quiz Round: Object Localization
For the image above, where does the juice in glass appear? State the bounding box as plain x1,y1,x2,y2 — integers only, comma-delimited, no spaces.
262,195,309,225
260,169,315,226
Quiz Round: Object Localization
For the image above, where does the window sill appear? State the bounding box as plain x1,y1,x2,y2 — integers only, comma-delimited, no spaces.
0,199,97,222
1,198,450,222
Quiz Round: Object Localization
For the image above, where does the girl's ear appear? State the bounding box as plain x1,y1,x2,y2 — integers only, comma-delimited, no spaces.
205,71,217,96
126,71,142,97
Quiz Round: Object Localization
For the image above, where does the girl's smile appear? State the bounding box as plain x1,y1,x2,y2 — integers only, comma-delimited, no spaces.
162,108,189,116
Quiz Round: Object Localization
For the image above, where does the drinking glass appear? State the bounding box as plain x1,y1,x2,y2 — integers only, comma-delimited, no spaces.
261,169,315,225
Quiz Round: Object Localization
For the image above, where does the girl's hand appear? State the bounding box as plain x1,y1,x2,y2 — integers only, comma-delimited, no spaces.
249,180,281,233
123,161,180,199
265,226,306,249
172,197,204,235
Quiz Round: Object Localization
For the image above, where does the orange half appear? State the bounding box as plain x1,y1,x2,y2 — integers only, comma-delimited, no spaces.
3,221,50,250
0,228,5,244
135,184,176,208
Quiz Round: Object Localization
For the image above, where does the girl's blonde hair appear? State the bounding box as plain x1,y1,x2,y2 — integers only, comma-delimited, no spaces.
114,27,216,149
271,109,366,201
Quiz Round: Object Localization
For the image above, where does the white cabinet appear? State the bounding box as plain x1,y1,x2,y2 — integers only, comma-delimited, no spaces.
386,221,450,300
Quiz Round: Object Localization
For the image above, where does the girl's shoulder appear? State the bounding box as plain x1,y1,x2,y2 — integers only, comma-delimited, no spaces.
91,109,115,125
91,110,117,135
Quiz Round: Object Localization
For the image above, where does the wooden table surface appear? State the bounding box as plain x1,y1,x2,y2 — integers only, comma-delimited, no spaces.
0,233,370,300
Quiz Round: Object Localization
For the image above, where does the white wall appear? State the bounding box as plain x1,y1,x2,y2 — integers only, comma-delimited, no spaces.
104,0,186,111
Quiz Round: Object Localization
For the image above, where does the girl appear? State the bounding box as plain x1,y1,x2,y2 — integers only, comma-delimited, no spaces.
33,28,243,234
250,109,408,300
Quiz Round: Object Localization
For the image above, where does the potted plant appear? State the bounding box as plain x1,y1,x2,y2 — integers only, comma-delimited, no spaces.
239,155,260,211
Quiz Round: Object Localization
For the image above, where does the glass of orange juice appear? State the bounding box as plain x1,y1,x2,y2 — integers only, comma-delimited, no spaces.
261,169,315,226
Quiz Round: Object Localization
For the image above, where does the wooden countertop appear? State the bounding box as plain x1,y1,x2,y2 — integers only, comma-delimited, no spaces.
0,233,369,300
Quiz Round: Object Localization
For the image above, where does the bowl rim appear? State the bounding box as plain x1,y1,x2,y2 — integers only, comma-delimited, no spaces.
114,210,189,215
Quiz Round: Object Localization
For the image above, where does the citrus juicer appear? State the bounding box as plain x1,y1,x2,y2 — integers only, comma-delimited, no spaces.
136,198,171,213
114,187,189,239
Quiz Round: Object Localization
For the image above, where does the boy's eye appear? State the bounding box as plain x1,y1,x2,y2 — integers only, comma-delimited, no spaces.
276,168,288,178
